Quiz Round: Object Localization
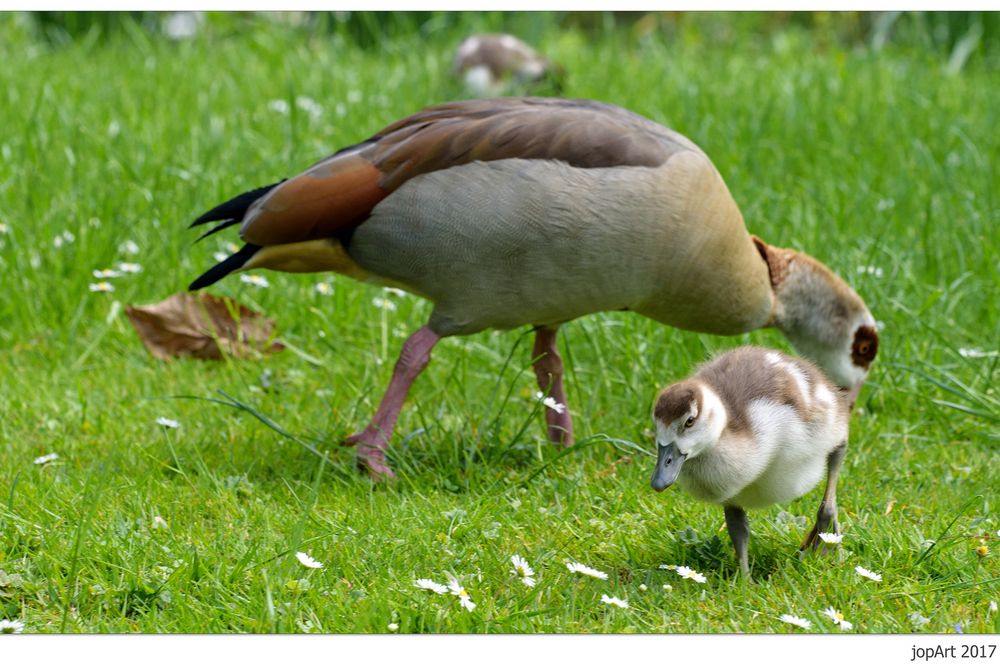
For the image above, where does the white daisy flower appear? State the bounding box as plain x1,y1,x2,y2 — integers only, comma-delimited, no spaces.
151,516,168,530
0,619,25,634
295,552,323,569
156,417,180,429
89,282,115,293
387,622,399,632
638,584,648,592
674,566,707,583
856,265,884,278
120,239,140,255
54,231,75,248
566,561,608,580
818,532,843,544
959,347,997,359
295,96,323,119
93,268,121,279
33,452,59,465
240,274,270,288
600,594,628,609
657,564,677,570
822,607,853,630
855,565,882,582
534,392,566,414
268,99,290,114
779,613,811,629
164,11,201,40
372,297,397,311
447,576,476,612
543,397,565,414
662,584,673,591
510,554,536,588
213,251,229,262
414,578,448,595
116,262,142,274
315,282,333,296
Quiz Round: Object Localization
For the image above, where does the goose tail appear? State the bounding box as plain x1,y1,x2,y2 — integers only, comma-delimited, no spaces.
188,243,262,291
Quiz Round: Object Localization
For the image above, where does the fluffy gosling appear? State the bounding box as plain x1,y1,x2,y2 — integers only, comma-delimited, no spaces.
650,346,851,575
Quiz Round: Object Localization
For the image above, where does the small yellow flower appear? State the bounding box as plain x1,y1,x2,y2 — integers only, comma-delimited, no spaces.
976,541,989,558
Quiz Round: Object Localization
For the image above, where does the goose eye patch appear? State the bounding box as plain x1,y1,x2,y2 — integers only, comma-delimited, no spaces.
851,325,879,367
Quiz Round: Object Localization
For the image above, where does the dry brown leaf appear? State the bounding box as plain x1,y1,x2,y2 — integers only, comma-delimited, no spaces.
126,292,284,360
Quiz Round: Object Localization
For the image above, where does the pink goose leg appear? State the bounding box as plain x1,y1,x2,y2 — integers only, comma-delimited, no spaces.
532,326,574,447
345,325,441,479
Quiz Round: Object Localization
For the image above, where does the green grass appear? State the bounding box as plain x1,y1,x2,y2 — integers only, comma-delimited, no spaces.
0,12,997,633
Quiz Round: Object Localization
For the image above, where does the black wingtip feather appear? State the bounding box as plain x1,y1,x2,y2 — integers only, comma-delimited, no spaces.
189,243,262,291
194,218,241,243
189,181,284,229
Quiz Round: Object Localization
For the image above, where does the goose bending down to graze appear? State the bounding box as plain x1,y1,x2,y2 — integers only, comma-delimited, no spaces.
186,97,879,480
453,34,563,96
650,346,852,575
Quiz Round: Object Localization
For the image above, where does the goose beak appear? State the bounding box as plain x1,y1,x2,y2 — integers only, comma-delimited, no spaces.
651,442,686,492
845,381,864,410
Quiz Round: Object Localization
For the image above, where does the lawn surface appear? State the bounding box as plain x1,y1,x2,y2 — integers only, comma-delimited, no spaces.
0,12,997,633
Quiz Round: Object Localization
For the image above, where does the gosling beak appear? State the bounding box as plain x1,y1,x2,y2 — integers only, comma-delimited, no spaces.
651,442,686,492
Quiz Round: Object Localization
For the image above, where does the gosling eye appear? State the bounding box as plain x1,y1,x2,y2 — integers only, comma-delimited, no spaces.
684,416,696,429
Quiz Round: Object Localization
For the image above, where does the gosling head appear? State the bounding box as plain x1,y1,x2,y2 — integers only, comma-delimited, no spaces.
753,237,879,405
650,380,728,492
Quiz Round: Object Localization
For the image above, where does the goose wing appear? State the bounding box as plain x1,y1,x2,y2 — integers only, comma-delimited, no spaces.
193,97,701,247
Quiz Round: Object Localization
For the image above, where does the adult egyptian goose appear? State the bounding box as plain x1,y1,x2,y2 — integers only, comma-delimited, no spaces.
187,97,878,479
650,346,851,575
453,34,562,96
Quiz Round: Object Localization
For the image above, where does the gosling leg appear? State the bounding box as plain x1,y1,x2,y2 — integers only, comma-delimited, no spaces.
799,442,847,555
724,505,751,577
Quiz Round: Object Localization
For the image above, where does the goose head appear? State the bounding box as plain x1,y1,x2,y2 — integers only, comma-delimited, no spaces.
753,237,879,405
650,380,728,492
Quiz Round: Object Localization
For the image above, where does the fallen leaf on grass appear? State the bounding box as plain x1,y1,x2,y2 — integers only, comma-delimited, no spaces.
126,292,284,360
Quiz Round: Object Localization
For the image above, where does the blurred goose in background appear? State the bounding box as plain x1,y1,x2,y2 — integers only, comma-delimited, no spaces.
651,346,851,576
453,34,563,96
186,97,878,479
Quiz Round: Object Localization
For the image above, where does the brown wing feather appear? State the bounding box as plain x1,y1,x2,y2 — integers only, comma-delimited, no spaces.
240,97,698,245
240,150,385,245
